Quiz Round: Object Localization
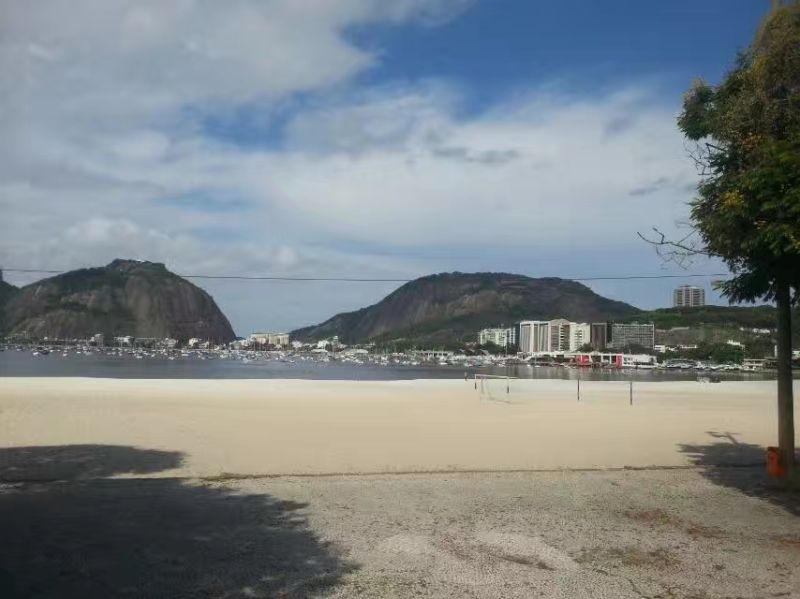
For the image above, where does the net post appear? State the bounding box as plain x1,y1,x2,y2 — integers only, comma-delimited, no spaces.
577,375,581,402
629,380,633,406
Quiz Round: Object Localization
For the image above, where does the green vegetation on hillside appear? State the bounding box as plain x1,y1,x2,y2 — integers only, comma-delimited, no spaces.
293,272,639,344
3,259,234,342
621,305,779,329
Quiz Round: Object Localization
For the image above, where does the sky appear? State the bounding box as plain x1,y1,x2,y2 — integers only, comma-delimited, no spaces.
0,0,771,336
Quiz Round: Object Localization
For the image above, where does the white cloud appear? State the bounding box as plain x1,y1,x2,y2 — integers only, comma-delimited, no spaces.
1,0,705,332
251,85,697,246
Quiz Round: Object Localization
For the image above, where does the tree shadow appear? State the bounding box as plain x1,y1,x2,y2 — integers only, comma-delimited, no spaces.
679,432,800,517
0,444,183,481
0,445,352,598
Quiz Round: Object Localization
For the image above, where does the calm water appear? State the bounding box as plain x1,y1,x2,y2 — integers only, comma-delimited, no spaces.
0,349,779,382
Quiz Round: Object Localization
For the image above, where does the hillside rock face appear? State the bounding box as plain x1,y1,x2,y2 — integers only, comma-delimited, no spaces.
5,259,235,341
292,272,640,344
0,279,20,335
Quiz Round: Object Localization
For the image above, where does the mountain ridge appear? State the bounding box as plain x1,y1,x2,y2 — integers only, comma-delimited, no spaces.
3,259,235,341
291,271,641,344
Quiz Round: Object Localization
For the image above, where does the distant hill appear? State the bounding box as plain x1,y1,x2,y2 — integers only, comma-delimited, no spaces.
0,278,20,335
291,272,640,345
621,305,781,330
623,305,797,344
4,259,235,342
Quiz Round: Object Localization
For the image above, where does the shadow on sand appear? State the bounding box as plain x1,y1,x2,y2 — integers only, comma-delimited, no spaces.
679,431,800,517
0,445,352,598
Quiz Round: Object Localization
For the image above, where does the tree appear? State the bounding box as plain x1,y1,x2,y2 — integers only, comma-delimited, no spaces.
645,2,800,480
477,341,504,355
620,343,650,355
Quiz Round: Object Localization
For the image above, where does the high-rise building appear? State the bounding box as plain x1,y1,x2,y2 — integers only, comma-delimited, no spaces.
570,323,591,351
549,319,572,352
609,323,655,350
519,320,591,353
673,285,705,307
477,327,517,349
590,322,610,350
518,321,551,354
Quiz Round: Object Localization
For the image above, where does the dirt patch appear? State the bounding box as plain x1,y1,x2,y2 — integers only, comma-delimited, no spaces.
685,522,724,539
773,536,800,552
625,508,725,540
578,546,679,569
624,508,678,526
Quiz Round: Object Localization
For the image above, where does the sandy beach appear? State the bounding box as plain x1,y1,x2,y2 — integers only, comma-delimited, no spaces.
1,377,796,478
2,377,799,597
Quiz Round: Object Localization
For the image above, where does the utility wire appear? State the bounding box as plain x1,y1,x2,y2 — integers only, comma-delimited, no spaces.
1,268,730,283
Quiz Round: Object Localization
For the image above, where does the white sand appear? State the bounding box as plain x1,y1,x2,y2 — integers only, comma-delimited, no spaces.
0,377,796,478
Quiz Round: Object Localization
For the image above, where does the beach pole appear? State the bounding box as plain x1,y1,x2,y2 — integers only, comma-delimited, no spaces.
629,380,633,406
577,374,581,402
506,376,510,394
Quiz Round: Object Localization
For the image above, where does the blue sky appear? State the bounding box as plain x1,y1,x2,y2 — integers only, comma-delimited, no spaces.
1,1,772,335
355,0,763,94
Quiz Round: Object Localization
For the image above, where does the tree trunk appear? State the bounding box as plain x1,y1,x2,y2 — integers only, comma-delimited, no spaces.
775,276,795,481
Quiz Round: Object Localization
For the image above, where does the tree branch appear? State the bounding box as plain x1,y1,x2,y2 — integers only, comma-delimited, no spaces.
638,226,712,270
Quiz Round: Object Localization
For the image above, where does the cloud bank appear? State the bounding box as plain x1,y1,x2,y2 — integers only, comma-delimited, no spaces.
1,0,705,332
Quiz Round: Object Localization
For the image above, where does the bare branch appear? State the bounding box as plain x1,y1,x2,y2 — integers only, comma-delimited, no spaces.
637,226,712,270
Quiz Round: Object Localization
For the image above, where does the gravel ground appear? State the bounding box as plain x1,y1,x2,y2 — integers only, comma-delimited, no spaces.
1,451,798,598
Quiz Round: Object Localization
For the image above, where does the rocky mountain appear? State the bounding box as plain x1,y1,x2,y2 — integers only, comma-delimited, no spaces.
0,278,20,335
292,272,640,344
4,259,235,342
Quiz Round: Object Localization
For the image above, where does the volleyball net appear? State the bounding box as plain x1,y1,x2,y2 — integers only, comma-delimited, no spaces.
473,373,514,403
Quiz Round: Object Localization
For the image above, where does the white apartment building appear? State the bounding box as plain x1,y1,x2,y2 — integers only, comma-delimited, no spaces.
549,319,572,352
519,319,593,354
569,323,591,351
477,327,517,348
518,321,551,354
249,332,290,347
673,285,705,307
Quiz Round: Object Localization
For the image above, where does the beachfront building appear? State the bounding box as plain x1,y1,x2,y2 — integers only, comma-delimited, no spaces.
518,321,551,354
315,336,342,351
590,322,610,350
549,319,571,352
249,332,290,347
477,327,517,349
609,323,655,350
673,285,705,307
519,319,592,354
570,322,591,351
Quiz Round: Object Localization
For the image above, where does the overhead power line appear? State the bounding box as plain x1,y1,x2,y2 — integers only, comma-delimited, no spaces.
2,268,730,283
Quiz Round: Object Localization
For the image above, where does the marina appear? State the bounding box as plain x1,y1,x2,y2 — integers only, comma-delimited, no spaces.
0,342,783,381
